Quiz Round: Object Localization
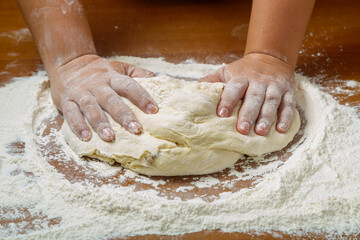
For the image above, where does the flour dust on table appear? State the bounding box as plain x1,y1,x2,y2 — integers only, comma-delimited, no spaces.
0,57,359,239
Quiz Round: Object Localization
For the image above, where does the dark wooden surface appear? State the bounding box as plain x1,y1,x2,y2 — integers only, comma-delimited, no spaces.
0,0,359,239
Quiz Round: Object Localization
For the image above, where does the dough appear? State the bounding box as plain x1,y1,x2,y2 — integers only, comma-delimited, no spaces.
62,76,300,176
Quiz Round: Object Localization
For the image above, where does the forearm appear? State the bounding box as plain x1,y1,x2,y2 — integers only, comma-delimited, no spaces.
245,0,315,69
17,0,96,77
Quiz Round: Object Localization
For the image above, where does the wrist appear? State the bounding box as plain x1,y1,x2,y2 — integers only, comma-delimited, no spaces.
243,52,295,72
244,49,297,71
47,53,99,78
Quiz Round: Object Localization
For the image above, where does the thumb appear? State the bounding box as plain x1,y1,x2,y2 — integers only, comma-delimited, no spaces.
199,69,224,83
110,61,156,78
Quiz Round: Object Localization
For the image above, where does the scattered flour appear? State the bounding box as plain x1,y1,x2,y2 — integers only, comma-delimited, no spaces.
0,28,32,44
346,80,358,88
0,57,359,239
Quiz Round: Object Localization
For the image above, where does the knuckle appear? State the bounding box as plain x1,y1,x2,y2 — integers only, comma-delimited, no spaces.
137,93,151,106
112,106,130,121
102,93,118,105
71,121,86,132
228,76,248,86
247,90,263,100
223,69,233,80
281,107,294,119
121,79,137,92
109,98,125,112
227,81,246,92
284,92,294,102
259,106,274,117
62,103,81,123
96,87,113,99
284,98,296,109
266,94,281,103
65,111,79,124
266,88,282,103
86,110,103,125
79,95,95,109
61,101,74,113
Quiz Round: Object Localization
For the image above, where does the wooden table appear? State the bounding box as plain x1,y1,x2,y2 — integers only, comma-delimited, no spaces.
0,0,359,239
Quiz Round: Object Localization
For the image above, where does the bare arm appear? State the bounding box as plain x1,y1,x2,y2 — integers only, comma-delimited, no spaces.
17,0,158,142
17,0,96,76
201,0,315,136
245,0,315,69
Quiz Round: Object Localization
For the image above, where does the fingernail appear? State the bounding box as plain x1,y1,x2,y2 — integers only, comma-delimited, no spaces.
81,130,91,141
239,122,250,132
278,123,288,132
218,108,229,117
128,121,142,134
146,104,158,114
257,122,266,131
102,128,114,139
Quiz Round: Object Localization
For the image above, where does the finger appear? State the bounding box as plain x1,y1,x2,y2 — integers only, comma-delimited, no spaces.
110,61,156,78
76,94,115,142
217,81,248,117
237,83,266,135
110,76,158,114
199,74,221,83
276,91,296,133
199,69,224,83
93,87,143,134
62,100,92,142
255,86,283,136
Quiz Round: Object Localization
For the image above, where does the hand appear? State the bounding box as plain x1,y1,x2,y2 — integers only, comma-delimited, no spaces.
200,53,296,136
50,54,158,142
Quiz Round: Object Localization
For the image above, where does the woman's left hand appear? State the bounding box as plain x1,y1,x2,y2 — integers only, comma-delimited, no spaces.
200,53,296,136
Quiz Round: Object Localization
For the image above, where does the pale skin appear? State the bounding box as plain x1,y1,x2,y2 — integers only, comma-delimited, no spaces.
17,0,315,142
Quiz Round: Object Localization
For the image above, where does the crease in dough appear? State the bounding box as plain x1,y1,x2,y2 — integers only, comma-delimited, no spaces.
62,76,300,176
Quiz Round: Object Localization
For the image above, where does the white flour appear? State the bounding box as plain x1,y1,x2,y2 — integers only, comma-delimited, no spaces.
0,28,32,45
0,57,359,239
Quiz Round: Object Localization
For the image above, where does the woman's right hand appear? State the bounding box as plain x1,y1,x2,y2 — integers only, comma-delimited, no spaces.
50,54,158,142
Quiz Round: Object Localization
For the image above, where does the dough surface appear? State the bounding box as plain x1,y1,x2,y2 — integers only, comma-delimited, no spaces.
62,76,300,176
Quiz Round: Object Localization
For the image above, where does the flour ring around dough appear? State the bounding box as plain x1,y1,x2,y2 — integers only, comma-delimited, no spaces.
62,76,301,176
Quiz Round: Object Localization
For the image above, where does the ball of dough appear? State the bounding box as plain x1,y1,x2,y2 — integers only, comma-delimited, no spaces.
62,76,300,176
